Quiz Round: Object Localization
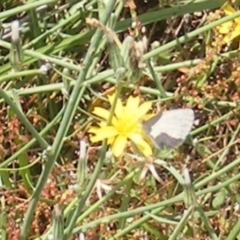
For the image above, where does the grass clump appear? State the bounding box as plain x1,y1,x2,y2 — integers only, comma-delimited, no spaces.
0,0,240,239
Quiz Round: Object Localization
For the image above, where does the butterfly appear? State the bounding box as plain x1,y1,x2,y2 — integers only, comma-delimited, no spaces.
142,109,194,149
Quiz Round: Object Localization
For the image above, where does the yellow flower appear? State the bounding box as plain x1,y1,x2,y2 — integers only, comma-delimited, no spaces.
88,95,153,157
217,3,240,43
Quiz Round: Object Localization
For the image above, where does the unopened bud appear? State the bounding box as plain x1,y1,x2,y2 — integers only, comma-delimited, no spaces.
11,20,20,43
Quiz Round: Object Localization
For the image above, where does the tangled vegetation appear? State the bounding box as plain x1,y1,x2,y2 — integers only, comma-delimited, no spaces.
0,0,240,239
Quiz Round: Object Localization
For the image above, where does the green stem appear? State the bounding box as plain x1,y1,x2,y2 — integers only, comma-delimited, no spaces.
19,1,117,239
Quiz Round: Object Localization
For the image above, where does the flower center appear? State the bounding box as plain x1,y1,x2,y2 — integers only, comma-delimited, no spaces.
114,114,140,135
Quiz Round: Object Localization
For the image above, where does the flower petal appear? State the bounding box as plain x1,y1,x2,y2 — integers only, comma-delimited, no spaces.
88,126,99,133
126,96,140,111
128,132,143,144
218,21,233,34
144,113,156,121
128,133,152,156
114,100,123,119
112,135,127,157
107,137,115,144
137,140,153,156
90,126,118,142
223,27,240,43
235,24,240,36
108,94,123,119
92,107,110,120
222,3,236,15
236,16,240,25
108,94,115,105
137,101,152,118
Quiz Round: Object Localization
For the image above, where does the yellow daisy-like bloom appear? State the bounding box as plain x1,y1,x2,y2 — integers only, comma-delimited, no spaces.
88,95,153,157
217,3,240,43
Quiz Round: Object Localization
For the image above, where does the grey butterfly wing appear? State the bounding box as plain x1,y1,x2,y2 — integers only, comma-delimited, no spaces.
143,109,194,149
